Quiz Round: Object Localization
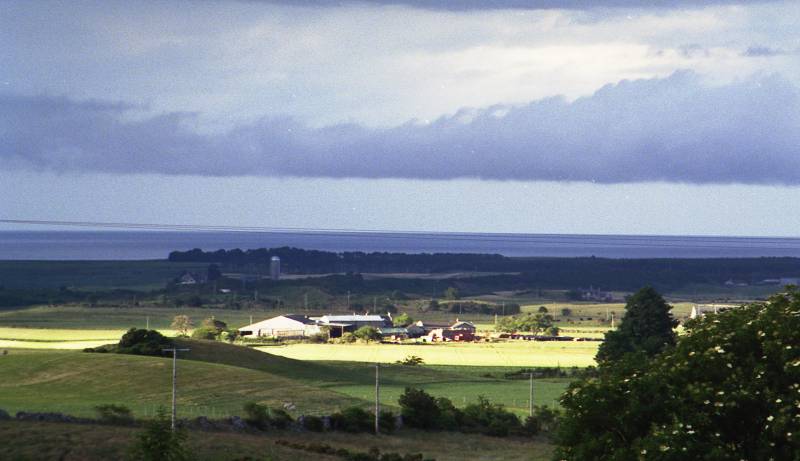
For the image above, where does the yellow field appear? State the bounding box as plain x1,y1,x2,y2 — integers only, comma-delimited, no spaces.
0,327,178,350
258,341,599,367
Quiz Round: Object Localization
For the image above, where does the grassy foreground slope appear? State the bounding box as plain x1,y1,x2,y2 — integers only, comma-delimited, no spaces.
0,420,554,461
0,339,571,418
0,349,361,417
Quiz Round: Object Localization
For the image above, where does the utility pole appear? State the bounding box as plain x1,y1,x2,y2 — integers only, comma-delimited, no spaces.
375,363,380,434
611,312,615,329
529,372,534,417
163,348,190,431
146,315,150,330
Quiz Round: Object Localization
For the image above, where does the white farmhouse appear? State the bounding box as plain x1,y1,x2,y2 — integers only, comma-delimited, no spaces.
238,314,321,338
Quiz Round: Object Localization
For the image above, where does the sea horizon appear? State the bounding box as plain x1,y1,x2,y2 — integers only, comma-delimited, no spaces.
3,230,800,261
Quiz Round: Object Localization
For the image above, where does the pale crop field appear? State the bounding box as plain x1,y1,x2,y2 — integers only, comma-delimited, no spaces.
258,341,599,367
0,327,178,350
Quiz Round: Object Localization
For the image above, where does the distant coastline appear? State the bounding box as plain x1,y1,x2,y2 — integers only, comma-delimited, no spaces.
3,230,800,260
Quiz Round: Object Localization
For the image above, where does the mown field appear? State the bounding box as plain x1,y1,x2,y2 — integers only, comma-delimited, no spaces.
0,420,554,461
0,342,571,418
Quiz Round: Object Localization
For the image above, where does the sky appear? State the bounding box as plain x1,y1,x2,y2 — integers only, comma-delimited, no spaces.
2,0,800,236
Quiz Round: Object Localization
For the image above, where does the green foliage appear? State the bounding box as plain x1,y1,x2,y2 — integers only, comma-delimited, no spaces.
537,306,548,313
461,396,521,437
396,355,424,366
130,406,188,461
353,326,382,342
190,327,218,340
339,332,357,343
596,286,677,364
301,415,324,432
560,307,572,317
393,312,414,327
170,315,192,337
94,403,133,425
496,313,554,334
117,328,173,356
556,289,800,460
201,317,227,331
398,387,441,430
330,406,374,433
379,410,396,434
242,402,271,430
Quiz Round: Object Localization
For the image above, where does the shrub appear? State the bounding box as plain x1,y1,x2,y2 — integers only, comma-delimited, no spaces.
378,410,396,434
330,406,374,433
94,404,133,425
305,333,328,344
434,397,462,431
461,396,521,437
340,332,357,343
396,355,424,366
301,415,324,432
353,326,382,342
243,402,271,430
117,328,173,356
190,327,218,340
398,388,440,430
130,406,188,461
269,408,293,429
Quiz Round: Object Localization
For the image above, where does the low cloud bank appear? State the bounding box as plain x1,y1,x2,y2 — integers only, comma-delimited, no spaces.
2,71,799,184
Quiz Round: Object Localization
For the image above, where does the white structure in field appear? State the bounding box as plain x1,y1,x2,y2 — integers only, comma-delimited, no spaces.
238,314,320,338
270,256,281,280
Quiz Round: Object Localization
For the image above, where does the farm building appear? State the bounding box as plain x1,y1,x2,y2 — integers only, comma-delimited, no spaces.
238,314,321,338
377,327,410,340
313,314,390,329
426,328,475,342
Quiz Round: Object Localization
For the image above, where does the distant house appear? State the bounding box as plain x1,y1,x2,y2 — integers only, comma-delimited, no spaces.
413,320,451,334
238,314,321,338
178,272,202,285
450,320,476,332
426,328,475,342
578,286,613,302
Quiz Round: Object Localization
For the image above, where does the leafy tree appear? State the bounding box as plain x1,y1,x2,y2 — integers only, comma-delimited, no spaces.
117,328,173,356
130,406,188,461
555,288,800,460
398,387,441,429
393,312,414,327
560,307,572,317
206,264,222,281
537,306,548,313
443,287,460,300
353,326,382,342
170,315,192,337
596,286,677,364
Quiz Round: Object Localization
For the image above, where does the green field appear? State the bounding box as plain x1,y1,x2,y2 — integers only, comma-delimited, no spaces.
0,341,571,418
0,420,554,461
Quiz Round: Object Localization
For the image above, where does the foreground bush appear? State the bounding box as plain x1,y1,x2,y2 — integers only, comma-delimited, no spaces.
330,406,374,433
94,404,133,426
556,288,800,460
243,402,293,430
130,407,187,461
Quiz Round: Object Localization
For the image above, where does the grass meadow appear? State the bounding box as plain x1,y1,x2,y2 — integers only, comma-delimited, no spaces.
0,420,555,461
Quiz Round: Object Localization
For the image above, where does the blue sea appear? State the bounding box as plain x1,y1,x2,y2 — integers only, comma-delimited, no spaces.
2,230,800,260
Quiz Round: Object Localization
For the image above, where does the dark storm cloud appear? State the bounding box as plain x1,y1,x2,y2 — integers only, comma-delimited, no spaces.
2,71,800,184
